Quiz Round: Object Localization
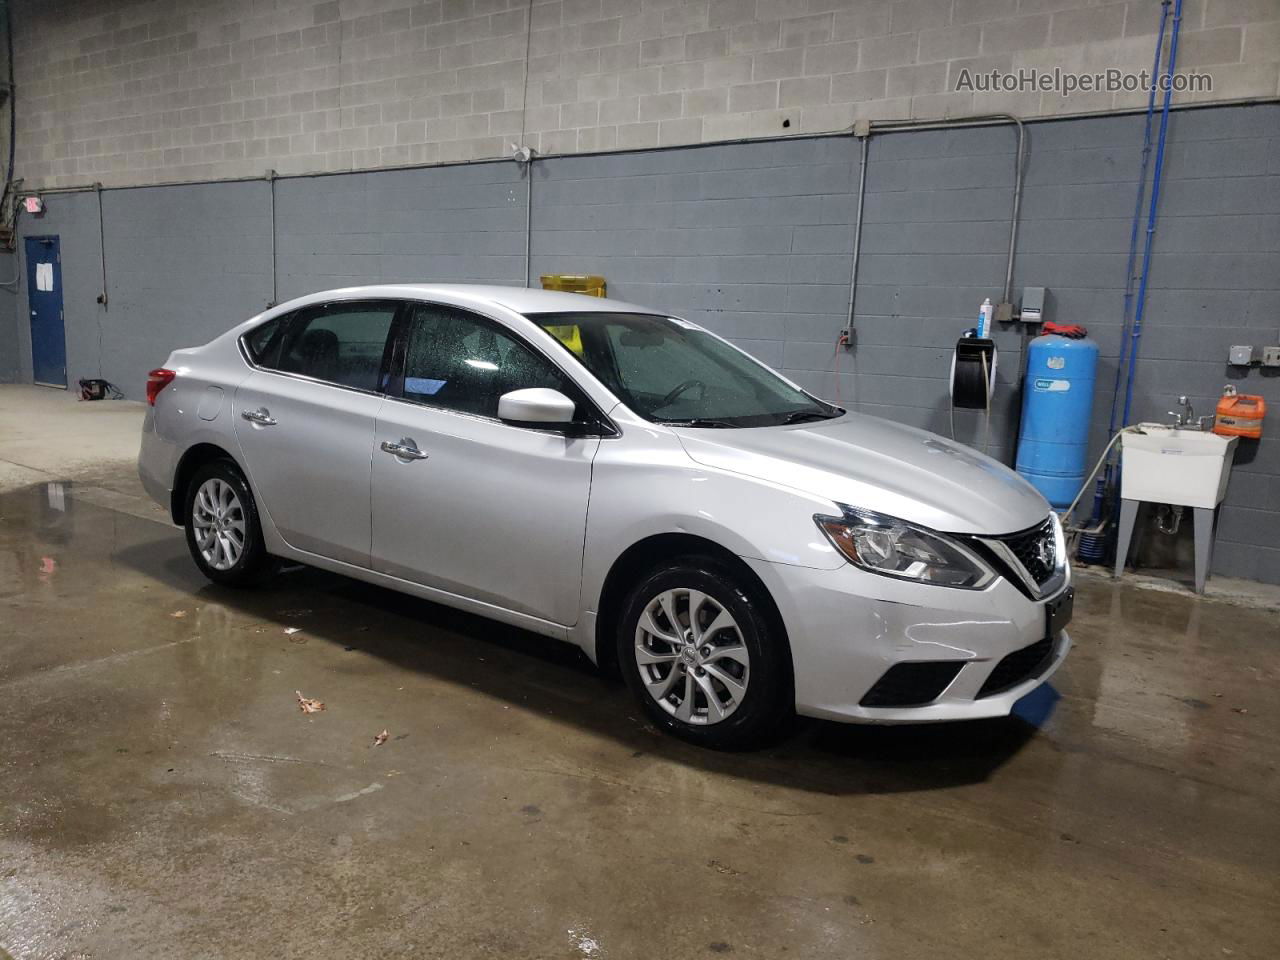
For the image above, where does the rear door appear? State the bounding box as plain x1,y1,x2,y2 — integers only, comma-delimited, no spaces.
233,300,400,567
370,301,601,626
26,236,67,388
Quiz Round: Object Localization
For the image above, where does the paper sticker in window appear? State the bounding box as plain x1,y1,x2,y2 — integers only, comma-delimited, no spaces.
405,377,447,396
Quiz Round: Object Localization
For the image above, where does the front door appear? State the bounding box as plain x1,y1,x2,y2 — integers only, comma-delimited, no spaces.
233,300,400,567
25,237,67,387
371,302,599,626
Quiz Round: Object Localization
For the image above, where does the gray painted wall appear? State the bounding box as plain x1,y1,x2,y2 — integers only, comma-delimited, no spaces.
11,102,1280,582
0,253,17,382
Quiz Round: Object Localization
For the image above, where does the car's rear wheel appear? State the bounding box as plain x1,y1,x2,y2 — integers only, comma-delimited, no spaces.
617,556,791,749
184,460,272,586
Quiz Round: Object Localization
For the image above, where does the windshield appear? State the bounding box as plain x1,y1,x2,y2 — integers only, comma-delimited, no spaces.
528,311,842,428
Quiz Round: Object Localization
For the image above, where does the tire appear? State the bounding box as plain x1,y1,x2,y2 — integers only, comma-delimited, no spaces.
617,555,791,749
183,459,273,587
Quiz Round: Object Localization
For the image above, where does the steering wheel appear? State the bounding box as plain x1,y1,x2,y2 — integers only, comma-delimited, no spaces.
659,378,706,408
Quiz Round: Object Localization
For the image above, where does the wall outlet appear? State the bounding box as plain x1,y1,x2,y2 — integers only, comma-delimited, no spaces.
1262,346,1280,367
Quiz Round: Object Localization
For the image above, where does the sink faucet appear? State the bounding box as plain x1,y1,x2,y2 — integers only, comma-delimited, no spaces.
1167,396,1213,430
1167,396,1195,429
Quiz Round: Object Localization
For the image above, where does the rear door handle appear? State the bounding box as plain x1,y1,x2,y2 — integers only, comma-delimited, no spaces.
380,439,429,461
240,408,277,426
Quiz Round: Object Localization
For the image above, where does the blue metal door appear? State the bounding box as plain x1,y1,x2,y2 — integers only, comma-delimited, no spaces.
26,236,67,387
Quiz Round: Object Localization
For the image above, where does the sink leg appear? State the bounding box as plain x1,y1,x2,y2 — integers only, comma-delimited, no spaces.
1113,498,1140,579
1193,506,1217,595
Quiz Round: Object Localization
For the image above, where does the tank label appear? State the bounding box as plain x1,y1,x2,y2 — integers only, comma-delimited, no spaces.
1047,356,1065,370
1034,378,1070,392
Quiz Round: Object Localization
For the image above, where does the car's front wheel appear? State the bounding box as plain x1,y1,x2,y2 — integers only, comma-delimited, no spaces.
617,557,791,749
184,459,272,587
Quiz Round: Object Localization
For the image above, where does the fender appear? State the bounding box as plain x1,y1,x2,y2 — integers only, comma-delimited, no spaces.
580,421,845,626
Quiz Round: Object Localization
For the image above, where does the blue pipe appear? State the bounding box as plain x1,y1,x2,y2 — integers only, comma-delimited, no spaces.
1121,0,1183,430
1107,0,1169,447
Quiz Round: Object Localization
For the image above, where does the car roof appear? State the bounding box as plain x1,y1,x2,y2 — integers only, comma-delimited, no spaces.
277,283,662,317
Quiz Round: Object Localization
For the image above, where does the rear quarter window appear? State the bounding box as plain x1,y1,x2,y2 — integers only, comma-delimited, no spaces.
242,317,284,367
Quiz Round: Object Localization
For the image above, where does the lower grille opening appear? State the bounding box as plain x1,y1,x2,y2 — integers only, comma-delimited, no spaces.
977,635,1055,699
859,661,964,708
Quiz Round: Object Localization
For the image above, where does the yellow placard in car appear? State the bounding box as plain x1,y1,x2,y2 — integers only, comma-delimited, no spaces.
544,324,584,355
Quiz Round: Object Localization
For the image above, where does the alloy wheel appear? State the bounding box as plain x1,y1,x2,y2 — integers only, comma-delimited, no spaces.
634,587,750,725
192,477,246,571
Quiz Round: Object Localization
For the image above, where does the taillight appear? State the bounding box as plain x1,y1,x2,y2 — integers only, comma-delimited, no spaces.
146,368,176,406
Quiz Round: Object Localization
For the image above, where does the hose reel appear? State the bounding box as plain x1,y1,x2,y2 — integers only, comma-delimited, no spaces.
949,336,997,452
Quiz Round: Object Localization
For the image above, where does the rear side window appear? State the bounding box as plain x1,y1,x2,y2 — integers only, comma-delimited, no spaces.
243,316,285,367
400,303,574,418
273,303,398,391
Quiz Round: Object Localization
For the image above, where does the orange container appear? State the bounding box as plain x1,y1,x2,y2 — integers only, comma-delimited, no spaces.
1214,390,1265,439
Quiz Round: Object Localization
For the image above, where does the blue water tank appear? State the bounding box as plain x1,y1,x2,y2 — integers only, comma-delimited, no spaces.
1016,335,1099,509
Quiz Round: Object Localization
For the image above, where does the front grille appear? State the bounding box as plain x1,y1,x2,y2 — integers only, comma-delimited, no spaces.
859,661,964,708
977,635,1055,698
997,516,1057,588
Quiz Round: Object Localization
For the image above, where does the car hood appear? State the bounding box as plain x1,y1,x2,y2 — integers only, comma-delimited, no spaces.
673,413,1049,536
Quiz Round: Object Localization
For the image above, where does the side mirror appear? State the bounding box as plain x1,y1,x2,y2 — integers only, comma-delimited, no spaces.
497,388,576,427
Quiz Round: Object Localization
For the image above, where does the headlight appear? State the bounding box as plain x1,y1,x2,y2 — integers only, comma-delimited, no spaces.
815,507,995,589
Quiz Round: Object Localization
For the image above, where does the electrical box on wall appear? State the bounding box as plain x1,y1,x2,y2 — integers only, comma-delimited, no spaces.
1229,345,1258,366
1263,346,1280,368
1021,286,1047,324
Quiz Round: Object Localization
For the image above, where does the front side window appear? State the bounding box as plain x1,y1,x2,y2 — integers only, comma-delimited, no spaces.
400,304,576,419
272,303,398,391
528,312,839,427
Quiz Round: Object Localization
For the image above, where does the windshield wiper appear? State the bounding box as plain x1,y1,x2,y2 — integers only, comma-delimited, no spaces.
780,409,841,425
659,418,737,428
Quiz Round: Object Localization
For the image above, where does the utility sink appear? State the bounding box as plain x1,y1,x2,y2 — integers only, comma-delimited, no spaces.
1121,424,1238,509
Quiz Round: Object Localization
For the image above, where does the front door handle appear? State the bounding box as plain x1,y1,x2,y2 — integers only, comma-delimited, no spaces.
380,439,428,461
240,408,277,426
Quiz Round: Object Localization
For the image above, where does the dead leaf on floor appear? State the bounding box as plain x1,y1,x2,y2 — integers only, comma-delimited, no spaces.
296,690,325,714
372,729,389,747
170,610,187,619
284,627,302,635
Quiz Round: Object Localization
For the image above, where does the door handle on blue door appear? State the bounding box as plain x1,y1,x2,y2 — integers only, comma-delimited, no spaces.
240,408,277,426
380,439,428,461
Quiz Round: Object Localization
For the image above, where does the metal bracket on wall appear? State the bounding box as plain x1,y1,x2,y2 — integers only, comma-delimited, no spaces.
94,181,107,309
266,168,277,308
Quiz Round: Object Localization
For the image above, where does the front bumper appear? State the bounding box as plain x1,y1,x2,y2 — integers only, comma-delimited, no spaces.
745,557,1071,724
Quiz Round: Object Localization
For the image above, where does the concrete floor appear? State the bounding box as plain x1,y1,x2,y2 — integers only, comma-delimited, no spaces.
1,385,1278,959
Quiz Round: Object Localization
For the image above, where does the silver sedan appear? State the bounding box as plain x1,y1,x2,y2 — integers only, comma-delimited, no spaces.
139,284,1071,749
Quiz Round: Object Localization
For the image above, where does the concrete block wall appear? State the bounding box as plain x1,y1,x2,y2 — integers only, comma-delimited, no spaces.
8,103,1280,582
13,0,1280,189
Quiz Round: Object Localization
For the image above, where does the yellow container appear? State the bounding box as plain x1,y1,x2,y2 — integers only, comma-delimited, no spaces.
540,274,606,298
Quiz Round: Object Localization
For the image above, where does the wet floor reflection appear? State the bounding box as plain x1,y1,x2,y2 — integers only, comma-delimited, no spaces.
1,479,1277,960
